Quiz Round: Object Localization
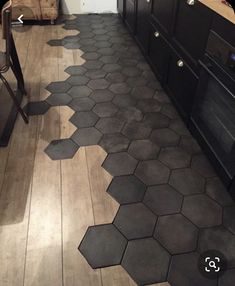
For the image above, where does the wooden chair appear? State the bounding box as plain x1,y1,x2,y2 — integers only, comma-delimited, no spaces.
0,0,28,123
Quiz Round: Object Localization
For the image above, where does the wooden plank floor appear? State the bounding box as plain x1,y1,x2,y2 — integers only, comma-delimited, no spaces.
0,22,170,286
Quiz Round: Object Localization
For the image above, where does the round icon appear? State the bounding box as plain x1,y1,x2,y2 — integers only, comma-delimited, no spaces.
11,5,34,33
198,250,227,279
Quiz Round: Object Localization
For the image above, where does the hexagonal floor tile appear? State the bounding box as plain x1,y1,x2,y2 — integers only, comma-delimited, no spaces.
90,90,115,103
126,76,148,87
69,111,98,128
65,66,87,76
96,117,125,134
82,52,101,60
122,121,152,140
143,184,183,215
25,101,50,116
122,238,170,285
93,102,118,117
66,75,89,86
219,269,235,286
45,139,79,160
143,113,170,129
85,70,107,80
46,81,71,93
69,97,95,111
46,93,72,106
114,203,157,240
103,63,122,73
135,160,170,186
106,72,126,83
88,79,110,90
122,66,142,77
168,252,217,286
150,129,180,147
179,136,202,155
116,107,143,122
79,224,127,269
131,86,155,99
169,119,191,136
100,56,119,64
109,83,131,94
191,154,216,178
71,127,102,146
83,60,103,70
113,94,137,108
182,194,222,227
128,139,160,160
223,205,235,235
169,168,205,195
68,86,93,98
107,175,146,204
102,152,138,176
161,103,179,119
198,226,235,268
137,99,162,113
154,214,198,254
159,147,191,169
99,133,129,153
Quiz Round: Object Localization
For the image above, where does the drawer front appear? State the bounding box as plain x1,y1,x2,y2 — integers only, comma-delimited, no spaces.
125,0,136,34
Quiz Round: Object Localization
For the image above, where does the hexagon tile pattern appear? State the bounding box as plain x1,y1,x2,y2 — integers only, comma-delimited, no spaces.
23,14,235,286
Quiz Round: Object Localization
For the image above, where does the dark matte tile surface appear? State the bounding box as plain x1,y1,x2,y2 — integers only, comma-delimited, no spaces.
46,81,71,93
45,139,79,160
69,111,99,128
150,129,180,147
122,121,152,140
93,102,118,117
128,139,160,160
96,117,125,134
223,206,235,235
25,101,50,116
191,154,216,178
46,93,72,106
219,269,235,286
71,127,102,146
69,97,95,111
99,134,129,153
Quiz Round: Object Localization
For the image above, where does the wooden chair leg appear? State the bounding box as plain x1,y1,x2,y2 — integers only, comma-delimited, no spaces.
0,74,29,124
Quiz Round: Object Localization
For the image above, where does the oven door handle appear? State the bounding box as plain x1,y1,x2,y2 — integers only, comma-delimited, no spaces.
199,60,235,99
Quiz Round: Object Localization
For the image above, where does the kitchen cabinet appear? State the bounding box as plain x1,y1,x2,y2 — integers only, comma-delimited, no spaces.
117,0,125,18
136,0,151,52
125,0,136,34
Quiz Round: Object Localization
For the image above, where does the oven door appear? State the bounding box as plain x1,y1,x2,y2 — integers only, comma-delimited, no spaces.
191,56,235,179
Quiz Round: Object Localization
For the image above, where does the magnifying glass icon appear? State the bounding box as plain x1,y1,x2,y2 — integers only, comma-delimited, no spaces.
209,260,217,269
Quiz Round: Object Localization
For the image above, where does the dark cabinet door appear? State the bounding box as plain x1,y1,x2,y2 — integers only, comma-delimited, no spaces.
166,49,198,121
151,0,177,35
148,23,170,82
117,0,124,17
173,0,212,67
136,0,151,52
125,0,136,34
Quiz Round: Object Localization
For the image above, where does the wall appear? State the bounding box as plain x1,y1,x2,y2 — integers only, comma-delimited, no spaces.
61,0,117,14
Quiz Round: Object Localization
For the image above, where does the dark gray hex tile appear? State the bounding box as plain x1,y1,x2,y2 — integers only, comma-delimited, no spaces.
81,52,101,60
137,99,162,113
179,136,202,155
96,117,125,134
154,90,171,103
198,226,235,268
114,203,157,240
159,147,191,169
65,66,87,76
128,140,160,161
78,224,127,269
113,95,137,108
168,252,217,286
79,38,96,46
93,102,118,117
161,103,180,119
68,86,93,98
26,101,50,116
93,28,107,35
80,45,97,52
109,83,132,94
150,129,180,147
109,36,126,44
102,152,138,176
206,177,234,207
122,121,152,140
116,107,143,122
47,39,62,46
122,67,142,77
90,90,115,103
62,35,79,44
46,93,72,106
131,86,155,99
191,154,217,178
107,175,146,204
137,62,150,71
79,32,95,38
71,127,102,146
219,269,235,286
169,168,205,195
46,81,71,93
182,194,222,227
170,119,191,136
126,76,148,87
135,160,170,186
106,72,126,83
69,97,95,112
88,79,110,90
154,214,198,254
143,113,170,129
122,238,170,285
66,75,89,86
69,111,98,128
118,58,138,67
85,70,107,79
94,35,110,42
223,206,235,235
64,42,82,49
83,60,103,70
99,134,129,153
98,47,115,56
100,56,119,64
95,41,112,48
142,70,156,81
45,139,79,160
143,184,183,215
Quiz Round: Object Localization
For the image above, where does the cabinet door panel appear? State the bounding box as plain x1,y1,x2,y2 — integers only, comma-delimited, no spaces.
125,0,136,34
118,0,124,17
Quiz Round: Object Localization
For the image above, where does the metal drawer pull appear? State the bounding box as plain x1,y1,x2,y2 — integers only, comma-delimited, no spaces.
154,31,160,38
187,0,195,5
177,60,184,67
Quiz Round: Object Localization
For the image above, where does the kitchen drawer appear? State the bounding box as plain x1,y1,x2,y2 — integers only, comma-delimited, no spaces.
148,23,170,83
165,49,198,121
125,0,136,34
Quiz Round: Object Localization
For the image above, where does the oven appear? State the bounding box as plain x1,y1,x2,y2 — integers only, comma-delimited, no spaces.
191,31,235,193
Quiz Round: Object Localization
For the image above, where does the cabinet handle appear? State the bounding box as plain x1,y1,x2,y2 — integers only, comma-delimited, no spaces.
177,60,184,67
154,31,160,38
187,0,195,5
